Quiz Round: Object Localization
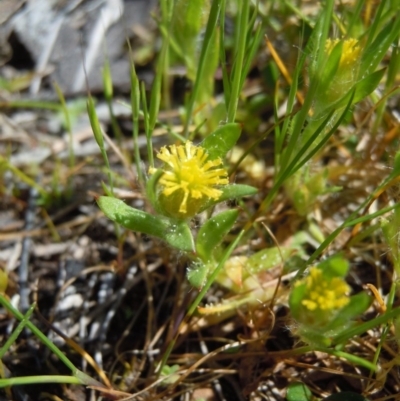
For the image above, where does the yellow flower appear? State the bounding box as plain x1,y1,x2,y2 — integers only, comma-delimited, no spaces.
325,38,361,68
301,267,350,312
153,141,229,218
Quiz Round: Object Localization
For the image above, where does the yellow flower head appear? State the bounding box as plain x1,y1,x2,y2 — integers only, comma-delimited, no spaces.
153,141,229,218
325,38,361,68
300,267,350,312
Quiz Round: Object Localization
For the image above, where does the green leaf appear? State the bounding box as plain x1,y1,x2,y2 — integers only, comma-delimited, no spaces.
97,196,194,251
392,151,400,177
164,220,195,252
339,292,372,320
219,184,258,200
171,0,208,79
160,364,180,384
194,16,219,109
0,270,7,294
187,261,210,289
328,292,372,335
247,247,292,275
182,0,222,138
226,0,250,123
200,123,242,159
352,68,386,103
323,392,369,401
286,382,313,401
318,40,343,95
332,306,400,346
361,17,400,76
289,282,307,321
198,184,258,212
146,170,163,213
130,55,144,184
328,68,386,111
88,96,114,192
318,255,349,278
98,196,168,236
301,329,332,347
196,209,239,262
87,96,103,149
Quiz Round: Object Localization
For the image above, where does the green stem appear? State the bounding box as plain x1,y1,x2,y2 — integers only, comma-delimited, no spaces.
0,375,83,388
0,295,76,373
332,306,400,346
129,58,144,184
0,157,48,198
53,82,75,190
183,0,222,138
0,100,61,111
140,81,154,168
315,347,377,372
0,303,35,359
227,0,249,123
306,200,400,268
156,229,245,375
87,96,114,195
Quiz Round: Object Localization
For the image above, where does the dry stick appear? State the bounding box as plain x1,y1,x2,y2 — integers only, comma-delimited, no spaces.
0,213,103,242
101,129,137,184
80,270,102,370
198,334,247,401
260,221,285,308
346,175,400,247
148,337,273,401
49,265,115,324
114,298,148,385
19,187,38,313
265,35,304,104
134,236,157,381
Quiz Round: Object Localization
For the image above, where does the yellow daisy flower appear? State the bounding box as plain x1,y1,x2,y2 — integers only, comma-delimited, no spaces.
153,141,229,218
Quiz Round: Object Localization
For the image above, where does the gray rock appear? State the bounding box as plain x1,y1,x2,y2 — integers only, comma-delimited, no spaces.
3,0,156,95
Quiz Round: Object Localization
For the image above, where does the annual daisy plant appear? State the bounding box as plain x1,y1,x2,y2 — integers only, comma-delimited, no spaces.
97,122,257,286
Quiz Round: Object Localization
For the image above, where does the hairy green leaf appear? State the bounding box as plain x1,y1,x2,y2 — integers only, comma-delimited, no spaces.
97,196,194,251
187,261,210,289
286,382,313,401
196,209,239,262
201,123,242,159
198,184,258,212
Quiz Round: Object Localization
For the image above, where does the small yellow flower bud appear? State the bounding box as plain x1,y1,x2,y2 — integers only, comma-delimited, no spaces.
300,267,350,312
325,38,361,68
311,37,362,113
